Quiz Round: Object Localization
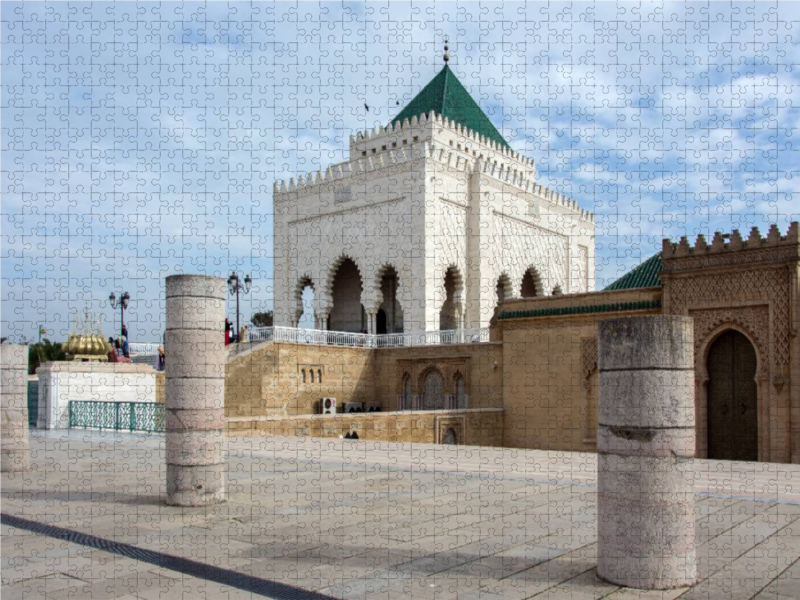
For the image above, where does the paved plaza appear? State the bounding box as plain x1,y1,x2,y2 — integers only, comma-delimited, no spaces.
2,430,800,599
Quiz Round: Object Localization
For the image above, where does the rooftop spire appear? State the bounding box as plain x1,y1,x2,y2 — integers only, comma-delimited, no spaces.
390,60,511,149
443,36,450,63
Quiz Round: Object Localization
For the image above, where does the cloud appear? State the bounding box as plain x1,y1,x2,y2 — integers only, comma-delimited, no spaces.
2,1,798,340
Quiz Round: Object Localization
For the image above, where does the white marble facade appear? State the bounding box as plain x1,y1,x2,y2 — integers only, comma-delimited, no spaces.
273,111,595,333
37,362,157,429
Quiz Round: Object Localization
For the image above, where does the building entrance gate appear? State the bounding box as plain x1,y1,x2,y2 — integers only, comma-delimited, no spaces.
707,329,758,461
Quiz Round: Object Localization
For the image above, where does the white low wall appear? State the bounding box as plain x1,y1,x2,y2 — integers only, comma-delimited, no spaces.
37,362,157,430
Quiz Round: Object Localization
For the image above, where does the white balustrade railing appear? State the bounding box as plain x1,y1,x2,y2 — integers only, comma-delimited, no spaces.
247,326,490,348
124,327,489,356
128,343,160,355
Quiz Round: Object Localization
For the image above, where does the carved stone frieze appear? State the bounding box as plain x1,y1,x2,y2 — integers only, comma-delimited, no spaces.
395,358,470,396
668,267,790,368
689,306,770,376
435,415,466,444
662,246,797,273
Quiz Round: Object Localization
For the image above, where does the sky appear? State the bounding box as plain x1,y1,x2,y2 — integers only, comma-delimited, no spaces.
3,1,800,342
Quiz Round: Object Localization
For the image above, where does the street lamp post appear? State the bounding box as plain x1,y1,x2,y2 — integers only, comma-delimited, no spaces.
109,291,130,338
227,271,252,342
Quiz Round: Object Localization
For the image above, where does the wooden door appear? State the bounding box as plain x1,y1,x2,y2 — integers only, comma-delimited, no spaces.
707,330,758,461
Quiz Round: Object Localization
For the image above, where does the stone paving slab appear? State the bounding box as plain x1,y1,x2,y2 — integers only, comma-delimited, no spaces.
2,429,800,599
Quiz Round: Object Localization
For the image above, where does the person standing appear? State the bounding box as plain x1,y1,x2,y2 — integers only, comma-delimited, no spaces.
121,336,130,358
157,346,165,371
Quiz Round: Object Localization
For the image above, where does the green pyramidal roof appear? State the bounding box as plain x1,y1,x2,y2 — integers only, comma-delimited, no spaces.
391,65,511,150
604,253,663,291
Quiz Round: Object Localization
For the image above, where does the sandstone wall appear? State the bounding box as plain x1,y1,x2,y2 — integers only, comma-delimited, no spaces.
226,408,503,447
499,287,662,451
225,341,376,418
374,342,504,411
225,340,503,419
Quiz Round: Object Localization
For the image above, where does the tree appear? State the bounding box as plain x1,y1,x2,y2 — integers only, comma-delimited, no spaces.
28,339,66,374
251,311,274,327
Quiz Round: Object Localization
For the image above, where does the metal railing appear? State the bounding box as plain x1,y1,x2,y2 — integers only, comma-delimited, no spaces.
128,343,160,355
247,326,490,348
68,401,165,433
123,326,491,353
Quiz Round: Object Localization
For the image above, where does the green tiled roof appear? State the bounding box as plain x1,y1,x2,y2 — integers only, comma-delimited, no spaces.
604,253,663,291
391,65,511,150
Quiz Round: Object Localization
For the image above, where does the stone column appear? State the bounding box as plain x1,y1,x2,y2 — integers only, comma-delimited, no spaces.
597,315,696,589
165,275,227,506
1,344,30,472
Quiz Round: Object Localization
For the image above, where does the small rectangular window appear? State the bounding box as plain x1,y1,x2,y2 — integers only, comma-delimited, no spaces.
392,142,397,148
361,151,366,157
413,136,419,142
381,145,387,151
371,148,376,154
402,140,408,145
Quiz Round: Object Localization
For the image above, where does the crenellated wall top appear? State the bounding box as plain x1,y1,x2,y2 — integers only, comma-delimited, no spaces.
661,222,799,272
273,109,594,221
663,223,798,257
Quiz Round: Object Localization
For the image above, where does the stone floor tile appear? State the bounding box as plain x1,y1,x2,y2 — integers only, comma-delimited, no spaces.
4,431,800,599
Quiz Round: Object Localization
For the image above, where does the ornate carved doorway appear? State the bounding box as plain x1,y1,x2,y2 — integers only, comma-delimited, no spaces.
707,330,758,461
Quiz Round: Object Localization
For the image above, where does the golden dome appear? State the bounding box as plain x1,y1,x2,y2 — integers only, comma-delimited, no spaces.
66,333,112,358
66,309,113,360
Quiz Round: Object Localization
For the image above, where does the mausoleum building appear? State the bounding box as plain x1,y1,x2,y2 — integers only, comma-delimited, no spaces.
228,222,800,466
272,65,596,333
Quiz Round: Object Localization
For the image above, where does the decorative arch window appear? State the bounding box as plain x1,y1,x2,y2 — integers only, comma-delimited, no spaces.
442,427,457,444
455,373,466,409
520,267,541,298
402,373,412,410
309,370,315,384
317,369,322,383
301,370,306,384
422,369,445,410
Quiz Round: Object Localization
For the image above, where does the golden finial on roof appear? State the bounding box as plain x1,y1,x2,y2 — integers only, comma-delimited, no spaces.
443,37,449,63
65,307,112,361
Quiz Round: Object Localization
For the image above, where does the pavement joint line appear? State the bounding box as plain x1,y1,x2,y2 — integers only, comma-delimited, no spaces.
750,556,800,600
672,514,800,598
526,565,608,598
1,513,340,600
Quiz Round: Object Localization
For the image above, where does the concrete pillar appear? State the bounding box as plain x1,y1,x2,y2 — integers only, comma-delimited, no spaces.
597,315,696,589
1,344,30,472
165,275,227,506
